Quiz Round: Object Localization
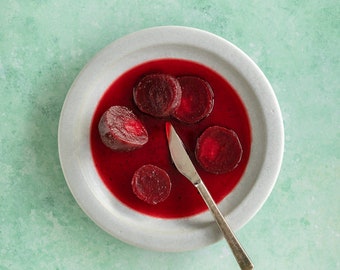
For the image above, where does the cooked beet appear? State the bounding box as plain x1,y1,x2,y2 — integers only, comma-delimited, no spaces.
131,164,172,205
172,76,214,124
195,126,243,174
98,105,148,151
133,73,182,117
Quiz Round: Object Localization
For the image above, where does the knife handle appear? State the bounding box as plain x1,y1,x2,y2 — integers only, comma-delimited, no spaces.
195,181,254,270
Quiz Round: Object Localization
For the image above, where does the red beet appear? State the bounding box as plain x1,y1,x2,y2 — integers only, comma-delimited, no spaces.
195,126,243,174
131,164,172,205
172,76,214,124
133,73,182,117
98,106,148,151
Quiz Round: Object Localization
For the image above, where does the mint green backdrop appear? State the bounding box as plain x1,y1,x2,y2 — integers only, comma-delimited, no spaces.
0,1,338,269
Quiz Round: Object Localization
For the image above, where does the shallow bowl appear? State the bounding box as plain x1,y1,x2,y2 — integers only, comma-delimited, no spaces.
58,26,284,252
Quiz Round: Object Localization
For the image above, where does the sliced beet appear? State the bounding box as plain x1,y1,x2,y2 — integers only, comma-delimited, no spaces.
195,126,243,174
98,105,148,151
133,73,182,117
172,76,214,124
131,164,172,205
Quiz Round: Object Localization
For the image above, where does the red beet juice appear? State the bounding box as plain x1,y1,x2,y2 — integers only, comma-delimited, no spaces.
90,59,251,218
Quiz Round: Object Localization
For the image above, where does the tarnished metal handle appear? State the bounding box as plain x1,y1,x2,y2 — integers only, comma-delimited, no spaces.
196,181,254,270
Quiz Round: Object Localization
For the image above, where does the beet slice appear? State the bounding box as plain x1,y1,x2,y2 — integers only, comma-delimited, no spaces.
172,76,214,124
131,164,172,205
195,126,243,174
133,73,182,117
98,105,148,151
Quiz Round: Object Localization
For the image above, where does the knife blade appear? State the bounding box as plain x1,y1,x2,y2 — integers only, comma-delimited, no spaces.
166,122,253,270
165,122,201,186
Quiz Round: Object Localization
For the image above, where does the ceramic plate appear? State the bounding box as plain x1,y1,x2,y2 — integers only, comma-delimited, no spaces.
58,26,284,252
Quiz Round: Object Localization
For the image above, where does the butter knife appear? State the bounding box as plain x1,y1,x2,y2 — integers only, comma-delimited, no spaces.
166,122,253,270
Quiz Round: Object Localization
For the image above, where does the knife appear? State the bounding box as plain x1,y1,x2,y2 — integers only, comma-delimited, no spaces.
166,122,253,270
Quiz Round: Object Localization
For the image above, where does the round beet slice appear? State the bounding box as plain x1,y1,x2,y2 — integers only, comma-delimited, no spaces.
98,105,148,151
131,164,172,205
172,76,214,124
195,126,243,174
133,73,182,117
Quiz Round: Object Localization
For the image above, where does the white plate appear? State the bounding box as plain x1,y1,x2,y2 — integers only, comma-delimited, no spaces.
58,26,284,252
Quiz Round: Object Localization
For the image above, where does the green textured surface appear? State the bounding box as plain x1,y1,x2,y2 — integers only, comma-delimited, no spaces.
0,1,339,269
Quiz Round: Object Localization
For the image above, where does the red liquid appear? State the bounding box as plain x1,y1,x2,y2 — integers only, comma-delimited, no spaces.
90,59,251,218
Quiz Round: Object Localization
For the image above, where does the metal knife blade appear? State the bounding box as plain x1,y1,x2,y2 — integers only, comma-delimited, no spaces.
165,122,201,186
